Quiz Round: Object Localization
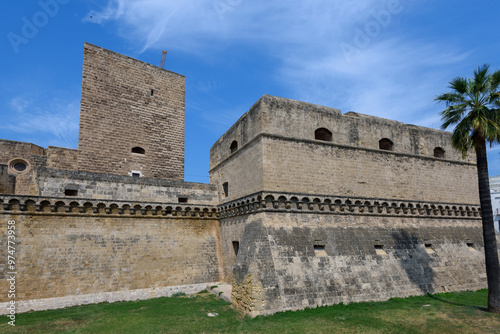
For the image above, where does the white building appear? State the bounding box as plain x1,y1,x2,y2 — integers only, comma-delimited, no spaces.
490,175,500,232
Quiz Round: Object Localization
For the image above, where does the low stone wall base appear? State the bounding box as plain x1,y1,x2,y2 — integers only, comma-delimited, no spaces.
0,282,221,315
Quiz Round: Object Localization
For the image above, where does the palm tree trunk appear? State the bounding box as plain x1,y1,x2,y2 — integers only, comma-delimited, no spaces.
476,137,500,313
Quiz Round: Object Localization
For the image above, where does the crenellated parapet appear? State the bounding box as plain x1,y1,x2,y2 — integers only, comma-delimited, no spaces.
0,195,218,218
217,191,482,219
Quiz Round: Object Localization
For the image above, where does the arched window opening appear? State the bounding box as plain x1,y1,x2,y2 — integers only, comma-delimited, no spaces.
379,138,394,151
230,140,238,153
131,147,145,154
434,147,445,158
315,128,332,142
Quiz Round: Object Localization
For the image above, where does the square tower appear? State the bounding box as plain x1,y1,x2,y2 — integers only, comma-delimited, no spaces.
77,43,185,180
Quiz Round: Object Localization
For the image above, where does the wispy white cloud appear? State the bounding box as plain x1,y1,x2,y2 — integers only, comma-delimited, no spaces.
85,1,381,53
2,97,79,148
10,96,31,113
86,0,474,130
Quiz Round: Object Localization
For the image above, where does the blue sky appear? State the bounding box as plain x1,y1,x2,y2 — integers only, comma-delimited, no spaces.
1,0,499,183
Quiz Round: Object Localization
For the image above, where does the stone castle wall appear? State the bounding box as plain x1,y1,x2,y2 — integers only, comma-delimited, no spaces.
218,192,487,316
77,43,185,180
0,140,46,164
34,168,217,204
0,165,15,194
261,135,478,204
210,95,475,171
0,140,79,195
0,195,222,314
210,137,264,202
46,147,78,171
0,43,492,318
210,95,479,205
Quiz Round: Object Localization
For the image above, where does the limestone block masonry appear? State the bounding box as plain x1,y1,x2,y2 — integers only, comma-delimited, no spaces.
0,195,222,314
34,168,218,204
78,43,185,180
0,43,496,317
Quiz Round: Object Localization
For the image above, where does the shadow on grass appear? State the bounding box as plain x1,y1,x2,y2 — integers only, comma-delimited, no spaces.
426,294,488,312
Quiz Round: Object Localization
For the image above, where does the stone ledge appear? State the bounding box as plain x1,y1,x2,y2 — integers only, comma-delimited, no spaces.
0,282,220,315
206,283,232,303
36,168,216,190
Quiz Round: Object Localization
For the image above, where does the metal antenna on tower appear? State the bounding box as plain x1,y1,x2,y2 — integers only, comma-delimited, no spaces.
160,50,167,69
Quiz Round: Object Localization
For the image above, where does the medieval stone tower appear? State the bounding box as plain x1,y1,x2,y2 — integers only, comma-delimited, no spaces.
78,43,185,180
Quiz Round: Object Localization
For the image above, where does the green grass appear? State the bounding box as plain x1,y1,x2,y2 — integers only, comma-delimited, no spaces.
1,289,499,333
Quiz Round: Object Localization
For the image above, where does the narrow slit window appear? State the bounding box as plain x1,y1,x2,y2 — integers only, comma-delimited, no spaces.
223,182,229,198
151,89,154,96
132,147,146,154
233,241,240,256
467,242,477,251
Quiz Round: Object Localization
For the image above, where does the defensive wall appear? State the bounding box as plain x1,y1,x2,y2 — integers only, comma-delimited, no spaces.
0,43,496,317
209,95,478,204
217,192,486,316
0,194,222,313
34,168,217,204
209,95,489,316
0,139,79,195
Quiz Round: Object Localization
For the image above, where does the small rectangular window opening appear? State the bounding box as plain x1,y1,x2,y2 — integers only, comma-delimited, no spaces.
374,244,386,255
232,241,240,256
223,182,229,198
314,245,325,252
467,242,477,251
424,244,435,254
132,173,140,178
314,244,327,256
151,89,154,96
64,189,78,196
178,197,188,203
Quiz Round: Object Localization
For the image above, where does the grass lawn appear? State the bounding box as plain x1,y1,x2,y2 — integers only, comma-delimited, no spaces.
1,289,499,333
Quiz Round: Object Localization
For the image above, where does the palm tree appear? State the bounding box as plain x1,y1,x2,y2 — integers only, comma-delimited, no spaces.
436,64,500,313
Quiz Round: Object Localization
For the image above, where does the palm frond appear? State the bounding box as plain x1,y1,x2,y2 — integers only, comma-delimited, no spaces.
436,64,500,156
448,77,468,95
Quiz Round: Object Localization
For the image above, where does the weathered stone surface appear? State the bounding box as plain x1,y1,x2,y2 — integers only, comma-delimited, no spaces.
0,165,15,194
0,43,493,318
0,209,222,308
209,95,478,204
77,43,185,180
229,212,490,316
0,282,218,315
35,168,217,204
